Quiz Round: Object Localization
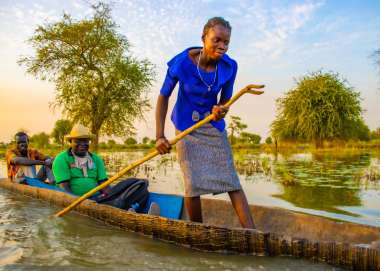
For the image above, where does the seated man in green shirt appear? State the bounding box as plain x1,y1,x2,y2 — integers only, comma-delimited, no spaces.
53,124,160,215
53,124,109,196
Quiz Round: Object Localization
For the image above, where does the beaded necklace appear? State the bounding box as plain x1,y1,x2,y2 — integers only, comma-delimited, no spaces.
196,49,218,92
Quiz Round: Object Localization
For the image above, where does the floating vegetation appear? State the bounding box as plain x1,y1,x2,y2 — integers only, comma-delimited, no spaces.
273,162,296,186
234,156,275,177
101,151,177,180
360,158,380,182
260,156,272,176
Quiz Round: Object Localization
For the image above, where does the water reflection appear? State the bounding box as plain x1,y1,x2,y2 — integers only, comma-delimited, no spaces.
273,183,361,216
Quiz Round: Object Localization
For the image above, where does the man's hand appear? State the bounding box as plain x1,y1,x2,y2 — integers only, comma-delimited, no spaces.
212,105,229,121
156,137,171,154
100,186,111,196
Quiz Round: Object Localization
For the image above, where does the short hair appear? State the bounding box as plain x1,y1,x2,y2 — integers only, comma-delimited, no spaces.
202,17,232,39
15,132,28,141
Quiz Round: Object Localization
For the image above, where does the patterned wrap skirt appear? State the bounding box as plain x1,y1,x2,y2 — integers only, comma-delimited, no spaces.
176,123,242,197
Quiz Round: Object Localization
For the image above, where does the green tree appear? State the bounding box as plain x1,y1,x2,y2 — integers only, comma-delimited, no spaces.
271,71,366,147
107,139,117,148
341,118,370,141
142,136,150,144
30,132,50,149
98,142,107,149
265,136,273,144
19,3,155,150
239,132,261,144
370,127,380,140
124,137,137,145
228,115,247,145
51,119,72,147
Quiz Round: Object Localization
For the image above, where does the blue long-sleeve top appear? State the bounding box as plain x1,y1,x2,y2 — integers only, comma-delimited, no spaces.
160,47,238,132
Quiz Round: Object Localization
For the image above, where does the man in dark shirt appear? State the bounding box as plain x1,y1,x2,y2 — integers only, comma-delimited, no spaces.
6,132,54,184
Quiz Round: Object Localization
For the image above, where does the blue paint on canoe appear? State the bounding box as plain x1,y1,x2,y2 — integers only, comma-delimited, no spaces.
143,192,184,220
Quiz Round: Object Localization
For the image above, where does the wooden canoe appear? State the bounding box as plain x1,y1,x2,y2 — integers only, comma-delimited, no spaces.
0,178,379,271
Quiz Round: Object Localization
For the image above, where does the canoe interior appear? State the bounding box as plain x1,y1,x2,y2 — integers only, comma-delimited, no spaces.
197,198,380,245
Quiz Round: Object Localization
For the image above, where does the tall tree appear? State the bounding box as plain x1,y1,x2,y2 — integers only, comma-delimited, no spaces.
51,119,72,147
265,136,272,144
228,115,247,145
142,136,150,144
370,127,380,140
271,71,367,147
124,137,137,145
107,139,117,148
240,132,261,144
19,3,155,149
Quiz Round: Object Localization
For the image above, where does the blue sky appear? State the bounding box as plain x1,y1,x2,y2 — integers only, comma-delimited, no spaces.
0,0,379,142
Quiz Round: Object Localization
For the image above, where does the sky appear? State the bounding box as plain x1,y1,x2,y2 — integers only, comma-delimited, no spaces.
0,0,379,143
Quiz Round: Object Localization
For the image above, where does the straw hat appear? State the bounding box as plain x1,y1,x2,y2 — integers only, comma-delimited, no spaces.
64,124,93,140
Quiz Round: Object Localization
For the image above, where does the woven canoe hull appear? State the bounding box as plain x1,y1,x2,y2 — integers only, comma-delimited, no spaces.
0,179,379,271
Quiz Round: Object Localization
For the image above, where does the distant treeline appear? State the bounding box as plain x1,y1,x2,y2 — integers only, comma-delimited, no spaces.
1,117,379,153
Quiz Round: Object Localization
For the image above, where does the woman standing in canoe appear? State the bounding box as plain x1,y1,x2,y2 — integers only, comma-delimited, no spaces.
155,17,255,228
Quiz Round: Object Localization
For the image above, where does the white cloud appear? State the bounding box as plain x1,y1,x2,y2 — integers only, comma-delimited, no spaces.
246,1,324,60
112,0,201,65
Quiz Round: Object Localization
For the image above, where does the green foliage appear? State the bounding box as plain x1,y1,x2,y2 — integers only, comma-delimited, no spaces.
98,142,108,149
142,137,150,144
19,3,155,149
0,142,7,149
239,132,261,144
228,115,247,145
124,137,137,145
30,132,50,149
343,118,370,141
265,136,273,144
371,128,380,140
51,119,72,147
271,71,366,147
107,139,117,147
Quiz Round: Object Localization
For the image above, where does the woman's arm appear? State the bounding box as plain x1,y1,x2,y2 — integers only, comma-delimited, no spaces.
155,67,178,154
155,94,171,154
156,94,169,140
